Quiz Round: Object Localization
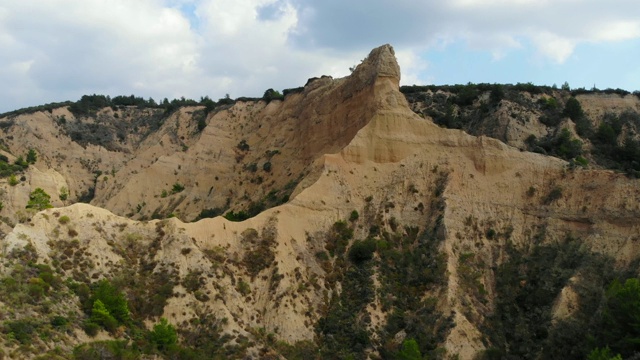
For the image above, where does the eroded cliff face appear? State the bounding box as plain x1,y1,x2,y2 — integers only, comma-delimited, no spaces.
0,45,639,359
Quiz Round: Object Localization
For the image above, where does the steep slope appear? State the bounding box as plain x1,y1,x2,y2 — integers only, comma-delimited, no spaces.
0,47,399,225
1,45,639,359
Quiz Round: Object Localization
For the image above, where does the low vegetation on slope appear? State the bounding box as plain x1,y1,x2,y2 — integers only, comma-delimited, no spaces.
402,83,640,177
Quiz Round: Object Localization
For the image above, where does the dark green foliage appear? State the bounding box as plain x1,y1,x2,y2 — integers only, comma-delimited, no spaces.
377,228,450,358
171,182,185,194
223,210,250,222
85,280,130,325
194,207,223,221
263,88,284,102
262,161,272,172
68,94,111,117
282,87,304,97
26,187,53,211
455,83,479,106
348,239,376,264
349,210,359,222
245,163,258,172
586,111,640,176
562,97,593,136
50,316,68,328
26,148,37,164
0,150,30,179
316,263,374,359
398,338,422,360
483,239,588,359
150,318,178,351
237,139,250,151
89,299,119,332
73,340,140,360
0,101,74,118
529,128,582,161
489,84,505,104
563,97,584,121
595,278,640,356
14,155,28,168
3,319,37,344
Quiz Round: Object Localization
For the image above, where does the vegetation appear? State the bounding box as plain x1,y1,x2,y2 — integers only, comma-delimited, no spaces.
0,150,32,179
263,88,284,103
26,188,53,211
402,83,640,177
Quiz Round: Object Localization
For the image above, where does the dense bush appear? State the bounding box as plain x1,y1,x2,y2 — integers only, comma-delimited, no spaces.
348,239,376,264
149,318,178,351
26,188,53,211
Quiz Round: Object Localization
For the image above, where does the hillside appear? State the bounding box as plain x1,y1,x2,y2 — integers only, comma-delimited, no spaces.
0,45,639,359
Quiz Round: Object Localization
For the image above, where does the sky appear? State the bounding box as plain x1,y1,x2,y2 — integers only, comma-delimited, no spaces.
1,0,639,113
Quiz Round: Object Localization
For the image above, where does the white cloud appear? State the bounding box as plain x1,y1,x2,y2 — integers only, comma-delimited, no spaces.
0,0,639,112
531,32,576,64
395,49,429,86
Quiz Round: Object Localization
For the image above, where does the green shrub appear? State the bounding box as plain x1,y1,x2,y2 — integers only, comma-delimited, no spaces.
26,148,37,164
237,139,250,151
58,215,70,224
349,210,359,222
171,183,185,193
263,88,284,102
83,321,100,337
563,97,584,121
348,239,376,264
86,280,130,325
90,299,119,332
59,186,69,201
150,318,178,351
50,316,68,328
8,174,18,186
4,319,37,344
398,338,422,360
26,188,53,210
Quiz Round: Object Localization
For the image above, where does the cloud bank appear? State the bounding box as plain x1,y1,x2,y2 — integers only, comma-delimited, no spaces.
0,0,638,112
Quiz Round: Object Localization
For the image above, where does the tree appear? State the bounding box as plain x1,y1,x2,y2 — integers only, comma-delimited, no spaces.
149,318,178,351
14,155,28,168
26,148,37,164
262,88,283,103
599,278,640,355
398,338,422,360
89,279,130,325
563,97,584,121
26,188,53,211
90,299,118,332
